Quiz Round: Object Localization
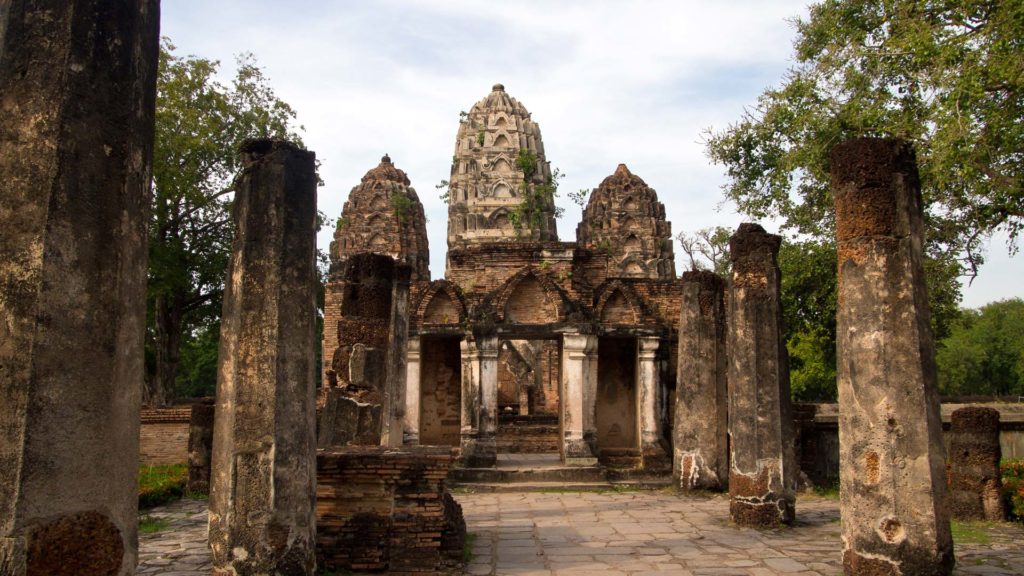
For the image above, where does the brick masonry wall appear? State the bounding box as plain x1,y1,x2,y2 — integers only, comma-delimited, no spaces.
139,407,191,465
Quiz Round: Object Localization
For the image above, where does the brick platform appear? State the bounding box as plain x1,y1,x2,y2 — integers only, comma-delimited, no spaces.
315,446,466,574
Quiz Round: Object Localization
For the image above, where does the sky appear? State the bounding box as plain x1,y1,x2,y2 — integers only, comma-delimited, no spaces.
162,0,1021,309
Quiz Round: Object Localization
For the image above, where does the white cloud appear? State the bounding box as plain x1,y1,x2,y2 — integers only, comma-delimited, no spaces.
161,0,1021,307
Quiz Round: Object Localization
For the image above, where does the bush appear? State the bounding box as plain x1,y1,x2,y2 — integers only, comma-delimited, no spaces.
139,464,187,509
1002,460,1024,520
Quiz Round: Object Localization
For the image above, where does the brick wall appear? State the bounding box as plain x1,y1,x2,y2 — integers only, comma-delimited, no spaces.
139,407,191,465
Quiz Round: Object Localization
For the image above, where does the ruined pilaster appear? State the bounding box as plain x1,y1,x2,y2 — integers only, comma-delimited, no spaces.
832,137,954,575
404,338,422,445
949,407,1005,521
638,337,668,469
381,265,411,448
727,223,796,527
561,334,599,465
0,2,158,574
209,139,318,575
674,271,729,491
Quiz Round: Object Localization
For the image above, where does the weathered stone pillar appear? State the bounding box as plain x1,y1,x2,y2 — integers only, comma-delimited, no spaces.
404,337,422,445
833,137,954,575
561,334,599,465
0,3,158,575
209,139,318,575
459,335,498,467
638,337,668,469
674,271,729,491
187,401,216,494
381,266,411,448
727,223,796,527
478,334,500,460
950,407,1005,521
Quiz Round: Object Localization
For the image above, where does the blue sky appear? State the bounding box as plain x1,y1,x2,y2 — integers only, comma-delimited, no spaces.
162,1,1021,308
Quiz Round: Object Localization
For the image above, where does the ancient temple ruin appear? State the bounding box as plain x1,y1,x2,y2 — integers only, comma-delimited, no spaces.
324,84,683,471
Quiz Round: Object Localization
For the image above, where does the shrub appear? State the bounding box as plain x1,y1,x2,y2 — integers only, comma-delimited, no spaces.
1002,459,1024,520
139,464,187,509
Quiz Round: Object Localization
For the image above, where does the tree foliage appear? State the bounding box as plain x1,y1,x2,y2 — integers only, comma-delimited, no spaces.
937,298,1024,397
705,0,1023,278
146,39,302,406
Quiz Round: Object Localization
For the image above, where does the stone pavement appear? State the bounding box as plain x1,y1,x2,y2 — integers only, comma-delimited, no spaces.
138,492,1024,575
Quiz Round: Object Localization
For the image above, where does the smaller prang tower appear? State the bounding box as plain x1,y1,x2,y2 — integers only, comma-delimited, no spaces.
445,83,558,253
576,164,675,279
329,154,430,281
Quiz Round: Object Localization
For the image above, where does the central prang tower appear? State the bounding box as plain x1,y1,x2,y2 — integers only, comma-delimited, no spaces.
445,84,558,252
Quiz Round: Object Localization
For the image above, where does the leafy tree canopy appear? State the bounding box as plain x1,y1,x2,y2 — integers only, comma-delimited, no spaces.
705,0,1023,277
146,39,303,406
937,298,1024,398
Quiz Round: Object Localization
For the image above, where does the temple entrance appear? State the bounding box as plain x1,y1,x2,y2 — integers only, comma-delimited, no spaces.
596,336,639,465
419,336,462,446
496,338,561,455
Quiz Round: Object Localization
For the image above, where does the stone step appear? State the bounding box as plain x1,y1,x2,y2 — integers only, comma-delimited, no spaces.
450,465,606,484
452,479,673,493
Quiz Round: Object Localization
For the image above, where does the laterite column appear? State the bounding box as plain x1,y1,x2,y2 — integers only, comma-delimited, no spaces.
674,271,729,491
209,139,318,575
727,223,796,527
833,137,954,575
0,2,158,574
949,407,1006,521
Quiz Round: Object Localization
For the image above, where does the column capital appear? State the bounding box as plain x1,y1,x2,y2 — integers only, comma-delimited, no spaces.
638,336,660,359
562,333,597,355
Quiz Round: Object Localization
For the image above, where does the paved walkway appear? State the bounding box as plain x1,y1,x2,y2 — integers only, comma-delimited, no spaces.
138,492,1024,575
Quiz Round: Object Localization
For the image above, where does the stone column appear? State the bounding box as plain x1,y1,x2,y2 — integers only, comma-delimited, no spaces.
0,3,158,575
478,334,500,459
209,139,318,575
404,337,422,445
950,407,1005,521
727,223,796,528
832,137,954,575
459,337,496,466
582,343,599,454
638,337,668,469
674,271,729,491
561,334,599,465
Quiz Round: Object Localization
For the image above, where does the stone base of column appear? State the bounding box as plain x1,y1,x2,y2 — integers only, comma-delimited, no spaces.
459,435,496,468
730,463,795,528
403,430,420,446
729,496,794,529
641,441,670,471
563,437,598,466
842,548,954,576
676,450,725,491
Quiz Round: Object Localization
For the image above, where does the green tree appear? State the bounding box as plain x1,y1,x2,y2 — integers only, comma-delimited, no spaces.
705,0,1023,302
677,229,842,400
778,239,838,401
146,39,303,406
937,298,1024,397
